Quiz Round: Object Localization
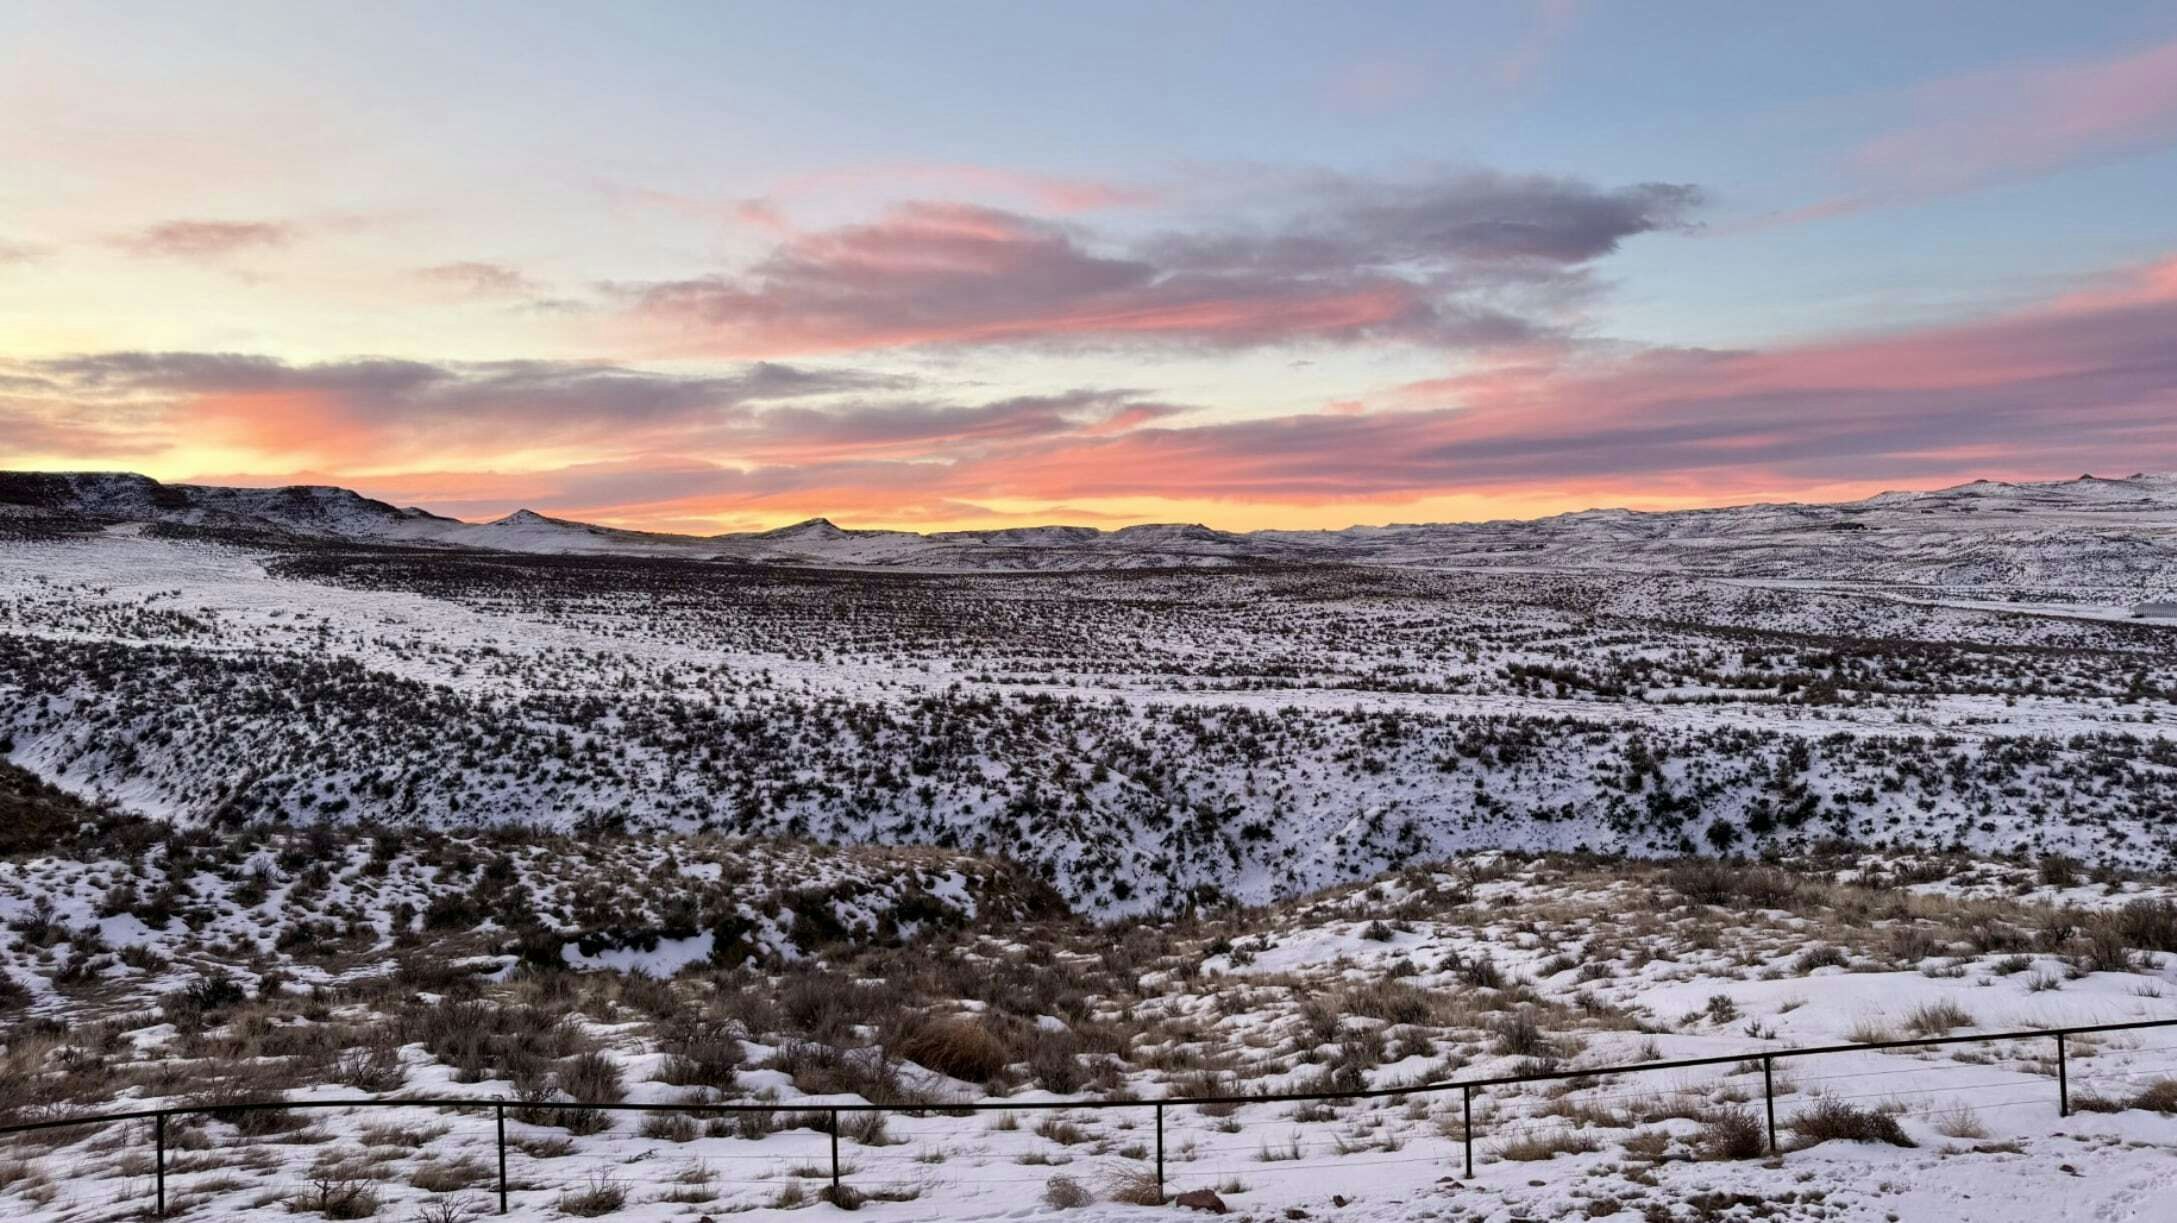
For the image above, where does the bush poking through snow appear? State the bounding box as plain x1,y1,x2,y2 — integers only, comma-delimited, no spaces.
1492,1009,1549,1058
2072,1078,2177,1115
1791,1099,1915,1148
1696,1105,1767,1160
407,1159,490,1193
639,1111,699,1142
1043,1175,1092,1208
291,1170,381,1219
654,1018,741,1092
191,1078,304,1137
334,1037,406,1093
1028,1032,1085,1093
2134,1078,2177,1113
408,1198,478,1223
1792,945,1849,973
554,1051,624,1135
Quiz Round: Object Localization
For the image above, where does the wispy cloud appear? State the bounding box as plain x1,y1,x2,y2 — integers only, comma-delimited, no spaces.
112,219,294,259
1773,37,2177,224
415,261,541,298
767,163,1156,214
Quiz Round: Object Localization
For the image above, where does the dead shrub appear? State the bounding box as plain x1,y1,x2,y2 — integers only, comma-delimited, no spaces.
557,1170,626,1217
290,1170,381,1219
1102,1166,1163,1206
1042,1174,1092,1208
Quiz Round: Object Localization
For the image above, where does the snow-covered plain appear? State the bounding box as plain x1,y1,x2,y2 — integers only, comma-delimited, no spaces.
4,471,2177,911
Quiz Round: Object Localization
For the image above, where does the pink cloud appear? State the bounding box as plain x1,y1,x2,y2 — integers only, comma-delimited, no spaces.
415,261,540,297
113,219,293,259
1782,37,2177,223
1496,0,1579,88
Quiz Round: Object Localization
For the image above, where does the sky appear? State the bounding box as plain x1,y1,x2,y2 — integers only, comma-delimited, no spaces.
6,1,2177,534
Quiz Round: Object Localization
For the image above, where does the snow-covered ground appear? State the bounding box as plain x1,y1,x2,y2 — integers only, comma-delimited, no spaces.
4,849,2177,1221
4,515,2175,913
5,471,2177,1217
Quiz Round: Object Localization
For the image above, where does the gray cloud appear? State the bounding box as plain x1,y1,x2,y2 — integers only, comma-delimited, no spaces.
623,171,1702,356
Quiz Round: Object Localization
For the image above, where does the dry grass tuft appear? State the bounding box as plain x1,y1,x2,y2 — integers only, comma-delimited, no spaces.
1495,1128,1601,1161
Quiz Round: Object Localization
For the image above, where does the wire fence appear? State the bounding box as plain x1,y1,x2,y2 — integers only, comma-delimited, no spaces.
2,1015,2174,1217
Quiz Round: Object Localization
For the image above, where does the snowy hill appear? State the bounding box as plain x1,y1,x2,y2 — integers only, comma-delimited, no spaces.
10,470,2177,595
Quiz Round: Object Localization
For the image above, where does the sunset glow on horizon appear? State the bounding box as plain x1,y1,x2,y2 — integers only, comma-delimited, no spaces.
7,2,2177,533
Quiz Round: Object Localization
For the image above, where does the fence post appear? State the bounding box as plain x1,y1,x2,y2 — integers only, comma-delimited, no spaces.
1154,1102,1165,1203
494,1103,508,1215
829,1109,841,1200
155,1112,166,1217
1761,1055,1777,1155
1461,1085,1473,1179
2057,1032,2069,1117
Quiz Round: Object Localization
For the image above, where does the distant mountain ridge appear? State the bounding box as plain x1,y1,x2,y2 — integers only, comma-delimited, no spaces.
5,469,2177,594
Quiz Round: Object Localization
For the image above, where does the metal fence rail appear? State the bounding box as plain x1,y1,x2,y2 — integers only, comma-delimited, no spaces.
2,1014,2172,1215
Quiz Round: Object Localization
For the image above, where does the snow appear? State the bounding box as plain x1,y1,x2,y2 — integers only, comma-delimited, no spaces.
563,932,717,975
